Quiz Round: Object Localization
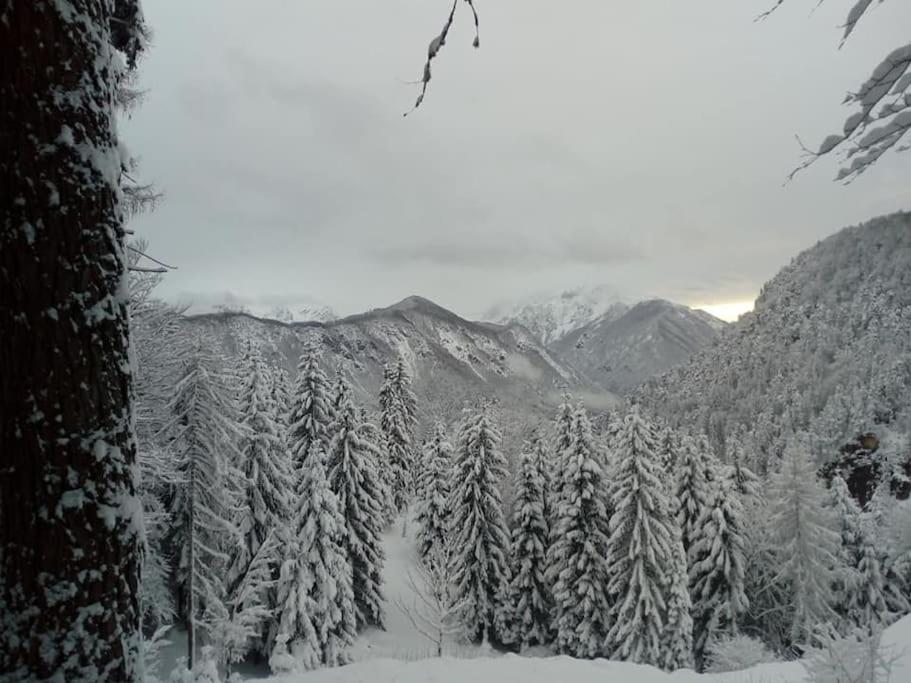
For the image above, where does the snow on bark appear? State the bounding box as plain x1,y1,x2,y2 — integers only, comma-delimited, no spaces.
1,1,146,679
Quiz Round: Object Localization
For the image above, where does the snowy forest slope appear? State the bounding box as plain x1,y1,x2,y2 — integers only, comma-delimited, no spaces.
638,211,911,471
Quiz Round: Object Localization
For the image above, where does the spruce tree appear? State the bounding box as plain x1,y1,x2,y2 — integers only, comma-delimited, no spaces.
768,441,841,646
662,526,695,671
416,423,453,564
674,434,716,558
549,396,575,493
168,345,240,669
830,476,893,628
287,344,334,473
448,406,512,644
688,477,748,665
271,444,355,672
606,407,676,666
509,440,554,649
226,351,293,656
327,382,387,630
546,406,612,658
379,359,419,513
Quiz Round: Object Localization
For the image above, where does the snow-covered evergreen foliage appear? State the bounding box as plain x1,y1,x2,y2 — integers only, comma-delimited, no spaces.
606,407,678,666
547,405,612,658
662,527,695,671
416,423,453,564
689,476,749,663
167,343,241,665
674,435,716,557
225,349,292,657
768,441,842,645
830,476,899,629
271,444,355,672
327,380,387,630
448,406,512,644
508,441,553,649
379,358,419,513
287,345,334,473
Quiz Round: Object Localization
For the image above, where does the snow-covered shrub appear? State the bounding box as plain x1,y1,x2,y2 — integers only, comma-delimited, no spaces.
802,625,898,683
704,633,777,673
169,646,222,683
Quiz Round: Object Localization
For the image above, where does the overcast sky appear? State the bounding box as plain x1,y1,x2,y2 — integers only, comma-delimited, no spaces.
124,0,910,321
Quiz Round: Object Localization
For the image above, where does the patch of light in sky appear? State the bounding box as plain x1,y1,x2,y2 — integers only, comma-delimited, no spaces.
695,300,755,322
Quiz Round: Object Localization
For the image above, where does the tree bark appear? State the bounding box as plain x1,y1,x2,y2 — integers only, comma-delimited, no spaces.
1,1,142,680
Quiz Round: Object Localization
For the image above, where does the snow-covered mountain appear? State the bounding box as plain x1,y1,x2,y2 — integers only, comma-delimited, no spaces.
484,285,629,346
183,295,605,443
179,292,337,323
638,211,911,471
552,298,725,393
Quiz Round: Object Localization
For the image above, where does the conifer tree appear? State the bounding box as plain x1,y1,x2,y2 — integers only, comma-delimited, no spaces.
271,444,355,672
168,345,240,669
547,406,612,658
287,344,334,473
509,441,553,649
768,441,841,645
688,477,749,665
606,407,676,666
662,527,695,671
550,396,576,492
830,476,894,628
416,423,454,564
327,382,387,630
674,434,716,557
226,351,293,656
448,406,512,644
379,358,419,513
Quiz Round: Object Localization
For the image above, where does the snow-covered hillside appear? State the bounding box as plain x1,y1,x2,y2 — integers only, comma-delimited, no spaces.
639,211,911,470
553,299,724,393
484,285,629,346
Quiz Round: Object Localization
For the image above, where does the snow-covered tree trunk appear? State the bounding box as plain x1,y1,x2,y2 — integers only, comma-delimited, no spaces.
0,2,145,679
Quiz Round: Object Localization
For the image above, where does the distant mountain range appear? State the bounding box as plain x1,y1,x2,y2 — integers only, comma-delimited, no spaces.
552,298,725,393
484,285,629,346
182,295,594,444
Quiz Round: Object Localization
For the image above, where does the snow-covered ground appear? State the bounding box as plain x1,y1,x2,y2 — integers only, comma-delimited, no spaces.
269,612,911,682
155,513,911,682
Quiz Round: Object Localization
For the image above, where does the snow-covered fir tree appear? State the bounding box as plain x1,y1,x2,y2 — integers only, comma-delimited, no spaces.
225,350,293,657
767,440,842,646
508,440,553,649
287,344,334,473
688,476,748,665
662,525,694,671
549,396,576,493
546,405,612,658
379,358,419,514
448,406,513,644
271,443,356,672
327,380,387,630
416,423,453,564
829,475,895,629
168,344,241,669
606,406,678,666
268,364,293,432
674,434,716,558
